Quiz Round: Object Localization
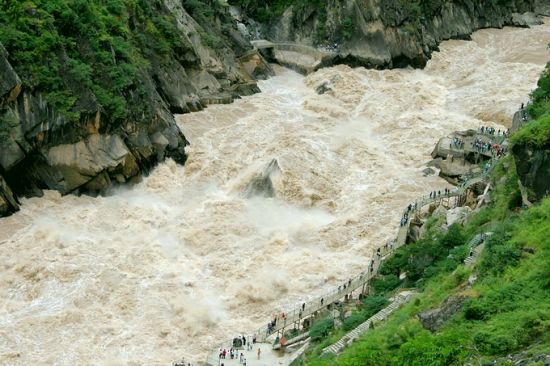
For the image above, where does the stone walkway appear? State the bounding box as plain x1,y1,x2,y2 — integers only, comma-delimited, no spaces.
322,291,415,355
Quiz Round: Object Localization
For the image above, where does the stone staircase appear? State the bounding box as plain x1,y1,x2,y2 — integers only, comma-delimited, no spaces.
463,232,491,267
322,291,415,355
464,243,486,267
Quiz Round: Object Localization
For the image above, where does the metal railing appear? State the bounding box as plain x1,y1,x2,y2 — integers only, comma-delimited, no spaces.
204,239,396,365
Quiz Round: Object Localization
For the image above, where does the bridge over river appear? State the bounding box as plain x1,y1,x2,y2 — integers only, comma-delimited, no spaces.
249,39,337,75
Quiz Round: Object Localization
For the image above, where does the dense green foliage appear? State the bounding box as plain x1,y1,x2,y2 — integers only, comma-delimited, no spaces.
512,61,550,147
309,317,335,342
0,0,225,124
375,222,468,291
526,61,550,119
512,114,550,147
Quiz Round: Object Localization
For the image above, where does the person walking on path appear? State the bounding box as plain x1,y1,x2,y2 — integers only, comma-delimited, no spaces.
257,347,261,360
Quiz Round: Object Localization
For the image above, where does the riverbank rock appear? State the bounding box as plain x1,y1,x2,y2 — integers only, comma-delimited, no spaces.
46,135,139,193
511,12,543,27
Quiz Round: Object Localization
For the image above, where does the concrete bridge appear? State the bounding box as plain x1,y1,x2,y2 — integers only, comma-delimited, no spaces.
250,39,337,75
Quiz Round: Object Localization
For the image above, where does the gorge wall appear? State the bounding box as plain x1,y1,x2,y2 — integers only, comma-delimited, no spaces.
0,0,544,217
238,0,539,68
0,0,272,216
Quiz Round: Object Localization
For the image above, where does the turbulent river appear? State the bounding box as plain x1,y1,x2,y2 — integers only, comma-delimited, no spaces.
1,22,550,365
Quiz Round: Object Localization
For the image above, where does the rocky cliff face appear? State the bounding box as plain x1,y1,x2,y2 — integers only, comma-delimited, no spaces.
241,0,537,68
0,0,271,217
512,140,550,202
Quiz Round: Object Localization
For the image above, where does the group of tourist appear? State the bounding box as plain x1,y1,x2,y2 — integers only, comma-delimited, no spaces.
520,102,529,122
480,125,509,137
429,188,452,199
400,211,410,227
472,137,496,154
218,345,263,365
318,42,339,52
450,136,464,149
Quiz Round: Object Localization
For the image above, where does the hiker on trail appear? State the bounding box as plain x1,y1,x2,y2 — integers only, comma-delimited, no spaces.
302,303,305,311
257,348,261,359
242,335,246,345
521,102,524,109
321,298,324,305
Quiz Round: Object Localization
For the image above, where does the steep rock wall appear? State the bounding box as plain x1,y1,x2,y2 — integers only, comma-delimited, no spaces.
512,140,550,202
0,0,271,217
244,0,537,68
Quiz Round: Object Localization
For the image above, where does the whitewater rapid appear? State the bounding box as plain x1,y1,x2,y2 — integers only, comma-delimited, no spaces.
1,22,549,365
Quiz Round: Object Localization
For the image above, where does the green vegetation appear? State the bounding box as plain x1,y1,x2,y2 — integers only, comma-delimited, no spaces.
299,198,550,366
512,115,550,147
512,61,550,147
375,222,468,291
342,296,388,331
309,317,335,342
0,0,226,124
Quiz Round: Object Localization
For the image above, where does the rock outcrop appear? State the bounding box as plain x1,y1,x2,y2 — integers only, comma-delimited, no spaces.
0,1,272,216
512,139,550,202
418,295,468,332
241,0,537,69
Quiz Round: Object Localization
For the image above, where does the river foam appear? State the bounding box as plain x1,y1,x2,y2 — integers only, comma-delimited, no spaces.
1,22,550,365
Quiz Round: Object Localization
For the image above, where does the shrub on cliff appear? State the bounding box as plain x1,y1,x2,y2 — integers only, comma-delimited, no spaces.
309,317,335,342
